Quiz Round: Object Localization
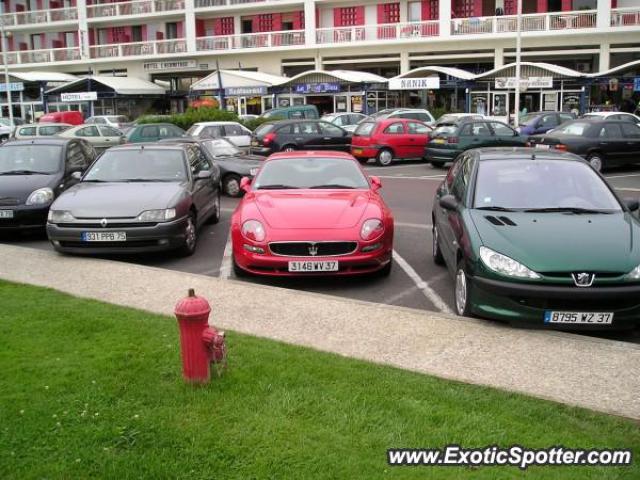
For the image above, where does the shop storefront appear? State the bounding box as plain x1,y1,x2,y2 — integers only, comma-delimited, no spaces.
272,70,393,116
471,63,586,121
190,70,286,116
0,72,77,122
586,60,640,114
45,76,167,120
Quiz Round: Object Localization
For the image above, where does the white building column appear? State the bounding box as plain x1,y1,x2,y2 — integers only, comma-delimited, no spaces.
314,52,322,70
596,0,611,30
494,47,504,68
77,0,89,60
400,51,410,74
599,43,610,72
439,0,451,38
304,0,316,46
399,0,408,23
185,0,196,54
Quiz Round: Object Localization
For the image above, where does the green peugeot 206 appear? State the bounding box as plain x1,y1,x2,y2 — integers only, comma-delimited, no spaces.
432,147,640,330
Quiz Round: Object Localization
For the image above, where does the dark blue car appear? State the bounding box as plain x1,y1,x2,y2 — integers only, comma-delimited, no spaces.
516,112,576,137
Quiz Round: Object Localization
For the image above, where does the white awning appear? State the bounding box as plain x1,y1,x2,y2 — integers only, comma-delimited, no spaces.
46,76,166,95
587,59,640,78
191,70,287,91
276,69,388,86
9,71,78,83
475,62,583,80
390,66,476,81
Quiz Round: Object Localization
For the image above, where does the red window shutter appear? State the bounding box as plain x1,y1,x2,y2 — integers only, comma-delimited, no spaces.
334,8,342,27
504,0,515,15
377,4,385,23
213,18,222,35
156,31,164,40
292,11,304,30
422,1,431,20
196,19,205,37
537,0,548,13
273,13,283,31
355,6,365,25
561,0,572,11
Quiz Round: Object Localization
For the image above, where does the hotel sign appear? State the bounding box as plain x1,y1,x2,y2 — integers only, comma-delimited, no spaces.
388,77,440,90
144,60,198,71
495,77,553,89
61,91,97,102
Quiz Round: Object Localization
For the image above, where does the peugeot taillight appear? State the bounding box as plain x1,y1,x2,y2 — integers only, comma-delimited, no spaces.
263,133,276,145
553,144,568,151
447,136,459,144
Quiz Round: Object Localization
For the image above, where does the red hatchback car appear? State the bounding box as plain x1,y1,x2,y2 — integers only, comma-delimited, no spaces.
231,151,394,277
351,118,432,166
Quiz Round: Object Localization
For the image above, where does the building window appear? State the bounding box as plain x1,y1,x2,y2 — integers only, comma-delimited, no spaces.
112,27,126,43
408,2,422,22
380,3,400,23
166,23,178,40
454,0,475,18
257,14,273,32
214,17,234,36
339,7,362,26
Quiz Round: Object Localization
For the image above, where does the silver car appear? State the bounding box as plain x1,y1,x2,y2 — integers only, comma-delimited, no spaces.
57,124,125,151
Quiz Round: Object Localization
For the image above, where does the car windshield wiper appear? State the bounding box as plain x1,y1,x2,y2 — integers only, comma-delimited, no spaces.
121,178,176,182
0,170,50,175
256,184,300,190
523,207,614,214
309,184,356,189
475,206,518,212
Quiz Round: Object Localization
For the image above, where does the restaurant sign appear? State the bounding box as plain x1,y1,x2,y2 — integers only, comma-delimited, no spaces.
293,82,341,94
225,86,267,96
495,77,553,89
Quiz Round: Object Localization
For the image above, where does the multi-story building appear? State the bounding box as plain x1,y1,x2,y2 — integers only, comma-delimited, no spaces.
1,0,639,118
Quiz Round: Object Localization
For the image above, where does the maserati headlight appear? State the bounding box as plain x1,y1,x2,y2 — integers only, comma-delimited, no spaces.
26,187,54,206
242,220,266,242
479,246,540,279
136,209,176,222
627,264,640,281
360,219,384,241
47,210,75,223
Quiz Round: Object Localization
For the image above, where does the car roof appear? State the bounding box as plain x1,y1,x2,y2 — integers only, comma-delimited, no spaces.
131,123,179,128
20,122,72,127
266,151,355,161
584,111,633,116
193,121,241,126
471,147,585,162
3,137,73,146
106,143,189,152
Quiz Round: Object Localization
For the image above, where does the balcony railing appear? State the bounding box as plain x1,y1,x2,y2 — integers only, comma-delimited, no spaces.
316,21,438,44
196,30,304,51
87,0,184,18
195,0,288,7
0,7,78,27
89,38,187,58
451,10,597,35
611,7,640,27
5,46,81,65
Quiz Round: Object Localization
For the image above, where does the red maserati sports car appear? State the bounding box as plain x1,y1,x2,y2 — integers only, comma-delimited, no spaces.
231,151,394,277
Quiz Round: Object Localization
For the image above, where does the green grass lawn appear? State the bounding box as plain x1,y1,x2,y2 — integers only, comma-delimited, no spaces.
0,280,638,479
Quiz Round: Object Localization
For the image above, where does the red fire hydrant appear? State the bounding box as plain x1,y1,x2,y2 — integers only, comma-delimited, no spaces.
174,288,227,383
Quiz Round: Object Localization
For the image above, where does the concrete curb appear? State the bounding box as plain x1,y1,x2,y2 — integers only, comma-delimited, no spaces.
0,243,638,420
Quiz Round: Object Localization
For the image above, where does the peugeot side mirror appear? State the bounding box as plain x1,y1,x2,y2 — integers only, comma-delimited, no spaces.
196,170,212,180
71,171,82,181
370,175,382,191
439,195,459,211
625,198,640,212
240,176,252,193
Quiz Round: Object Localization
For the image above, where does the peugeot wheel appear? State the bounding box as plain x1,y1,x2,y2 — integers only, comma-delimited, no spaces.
223,174,242,197
207,191,221,224
432,225,444,265
454,262,472,317
179,213,197,256
376,148,393,166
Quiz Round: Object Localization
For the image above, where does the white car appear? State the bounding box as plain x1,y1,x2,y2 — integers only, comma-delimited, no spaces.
583,111,640,127
186,121,253,148
0,118,25,142
321,112,369,133
85,115,132,129
371,108,435,125
57,124,125,150
13,123,72,140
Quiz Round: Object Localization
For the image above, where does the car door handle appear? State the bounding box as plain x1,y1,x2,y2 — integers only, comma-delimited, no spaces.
599,142,609,146
323,137,331,140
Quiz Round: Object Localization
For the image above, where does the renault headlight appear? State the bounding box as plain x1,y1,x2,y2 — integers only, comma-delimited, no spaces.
47,210,75,223
480,246,540,279
26,188,54,206
136,209,176,222
627,264,640,281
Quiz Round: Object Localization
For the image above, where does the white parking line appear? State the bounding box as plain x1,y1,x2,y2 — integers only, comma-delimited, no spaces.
219,231,233,279
392,249,452,314
221,207,235,213
396,222,432,230
605,173,640,179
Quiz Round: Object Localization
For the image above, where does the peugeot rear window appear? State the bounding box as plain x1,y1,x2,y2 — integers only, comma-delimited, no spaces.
553,122,593,136
354,122,375,136
254,124,275,136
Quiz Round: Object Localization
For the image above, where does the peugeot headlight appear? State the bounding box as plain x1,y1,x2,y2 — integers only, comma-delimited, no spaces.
47,210,75,223
479,246,540,279
136,209,176,222
627,264,640,281
26,188,54,206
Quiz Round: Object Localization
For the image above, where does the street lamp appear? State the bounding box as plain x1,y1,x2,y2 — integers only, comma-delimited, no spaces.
0,1,13,124
513,0,522,128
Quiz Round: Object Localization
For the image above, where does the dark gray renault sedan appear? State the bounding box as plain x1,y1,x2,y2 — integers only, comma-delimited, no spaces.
46,143,221,256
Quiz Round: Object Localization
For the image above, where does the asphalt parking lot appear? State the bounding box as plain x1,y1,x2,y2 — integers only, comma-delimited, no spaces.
3,161,640,342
